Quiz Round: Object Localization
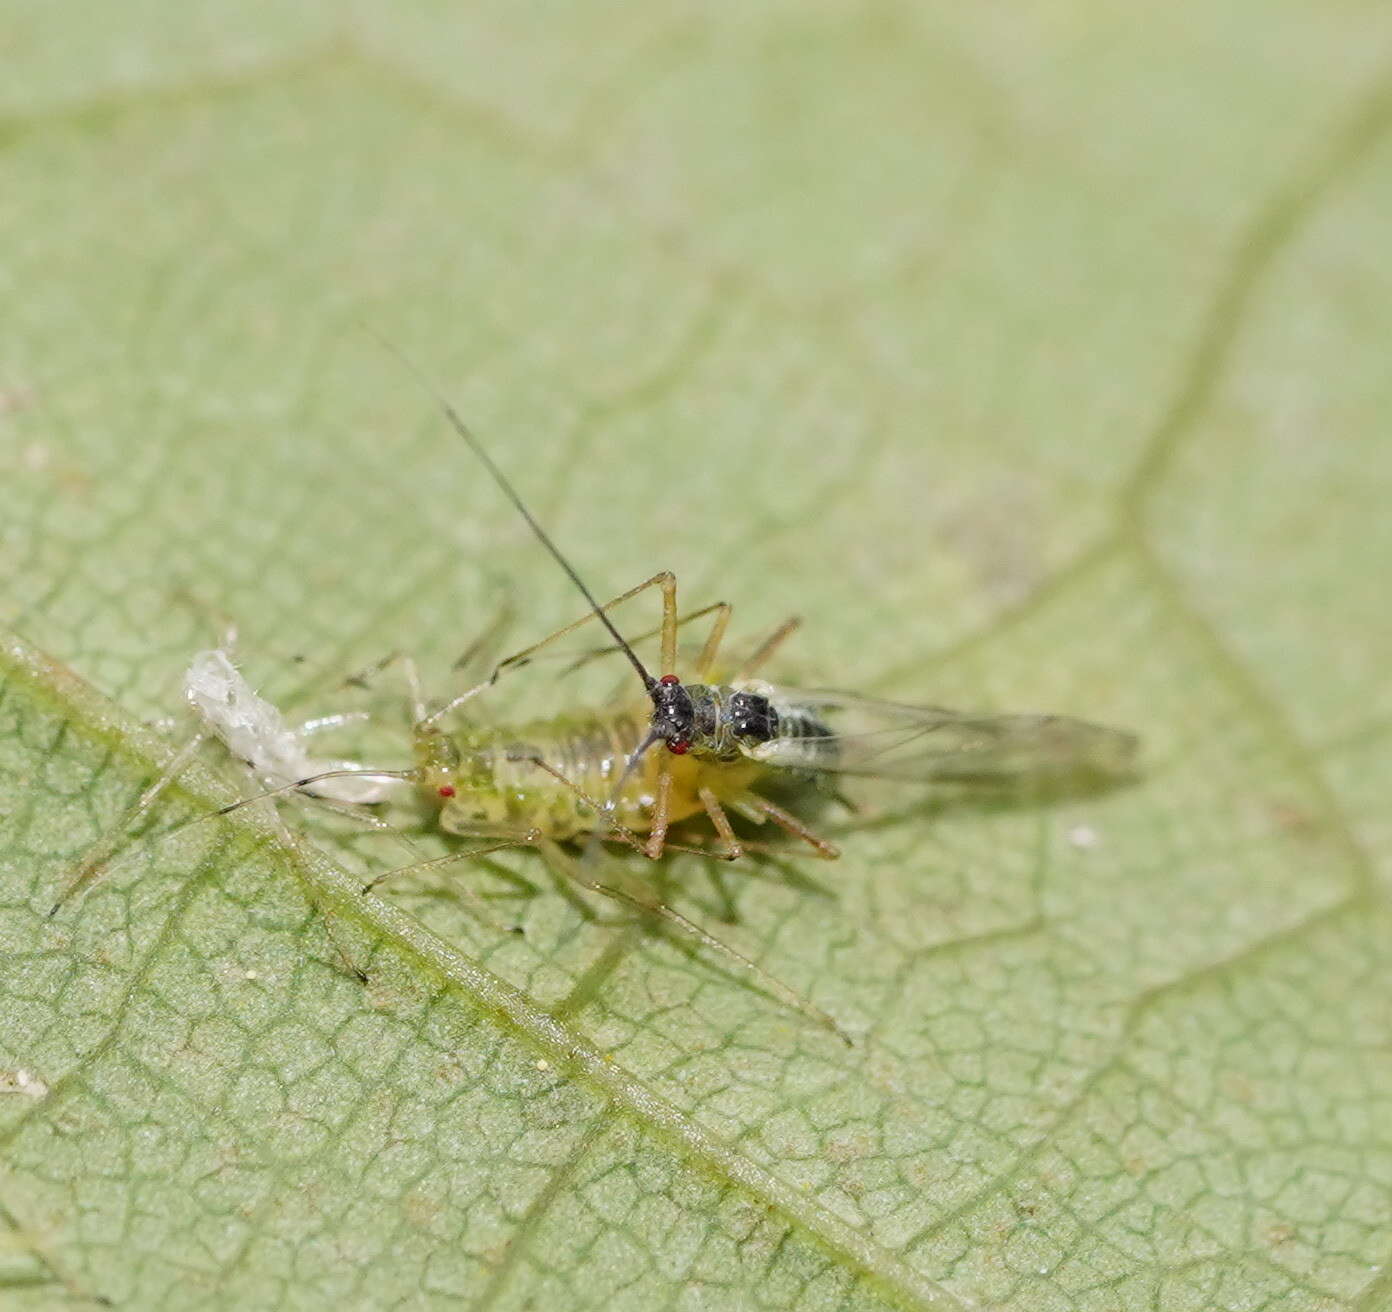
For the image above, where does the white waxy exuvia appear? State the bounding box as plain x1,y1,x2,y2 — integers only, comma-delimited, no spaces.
182,649,402,805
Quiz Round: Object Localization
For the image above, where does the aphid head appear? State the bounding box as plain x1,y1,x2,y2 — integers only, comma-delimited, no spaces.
651,673,695,754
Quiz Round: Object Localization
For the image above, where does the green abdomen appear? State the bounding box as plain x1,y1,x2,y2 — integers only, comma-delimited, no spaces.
427,712,649,839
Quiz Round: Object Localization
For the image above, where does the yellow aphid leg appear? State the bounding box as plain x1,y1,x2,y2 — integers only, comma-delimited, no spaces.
733,793,841,860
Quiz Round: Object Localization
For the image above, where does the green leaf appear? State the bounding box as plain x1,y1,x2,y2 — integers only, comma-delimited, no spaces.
3,6,1392,1309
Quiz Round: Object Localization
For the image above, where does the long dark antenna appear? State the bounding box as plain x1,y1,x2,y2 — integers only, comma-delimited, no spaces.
372,334,656,691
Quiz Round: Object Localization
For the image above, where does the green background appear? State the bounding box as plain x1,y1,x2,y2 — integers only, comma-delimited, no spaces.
2,3,1391,1309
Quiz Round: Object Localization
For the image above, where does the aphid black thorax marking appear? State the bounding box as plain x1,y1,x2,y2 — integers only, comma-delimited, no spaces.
727,689,779,742
654,679,788,762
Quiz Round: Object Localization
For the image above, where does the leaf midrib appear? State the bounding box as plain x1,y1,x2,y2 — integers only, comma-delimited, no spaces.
0,626,966,1312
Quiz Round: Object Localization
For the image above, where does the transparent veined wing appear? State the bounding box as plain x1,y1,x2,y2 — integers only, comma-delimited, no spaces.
751,687,1140,784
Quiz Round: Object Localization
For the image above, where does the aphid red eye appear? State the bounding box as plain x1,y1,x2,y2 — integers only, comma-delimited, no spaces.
668,739,690,755
437,785,457,798
659,674,680,686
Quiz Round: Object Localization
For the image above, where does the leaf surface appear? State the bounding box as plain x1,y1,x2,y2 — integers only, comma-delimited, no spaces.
2,5,1391,1309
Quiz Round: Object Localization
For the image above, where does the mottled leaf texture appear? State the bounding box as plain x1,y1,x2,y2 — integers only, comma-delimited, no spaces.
2,4,1392,1310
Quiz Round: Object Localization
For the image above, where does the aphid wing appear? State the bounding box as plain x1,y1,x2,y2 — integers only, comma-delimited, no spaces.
756,687,1139,783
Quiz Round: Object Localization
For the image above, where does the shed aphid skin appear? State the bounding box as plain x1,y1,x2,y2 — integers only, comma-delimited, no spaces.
50,642,410,919
182,648,404,807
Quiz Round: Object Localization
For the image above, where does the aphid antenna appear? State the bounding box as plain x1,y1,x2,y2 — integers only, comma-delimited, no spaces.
367,331,658,697
206,769,414,819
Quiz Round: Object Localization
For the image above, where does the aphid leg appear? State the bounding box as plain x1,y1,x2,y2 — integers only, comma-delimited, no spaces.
697,787,743,861
828,788,861,815
291,789,417,853
659,835,797,861
186,764,510,932
533,838,850,1044
333,650,427,724
170,588,239,653
345,604,520,737
734,794,841,860
287,710,419,846
693,604,733,682
360,834,540,895
560,601,730,680
644,763,675,859
355,827,615,911
656,575,679,677
49,728,209,916
423,572,680,727
513,755,713,860
261,806,371,984
400,654,428,726
452,599,517,679
354,820,632,936
337,648,403,693
345,604,517,700
733,617,802,681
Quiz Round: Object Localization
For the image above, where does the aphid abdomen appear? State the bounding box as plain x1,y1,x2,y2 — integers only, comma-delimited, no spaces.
760,697,839,776
428,711,702,840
